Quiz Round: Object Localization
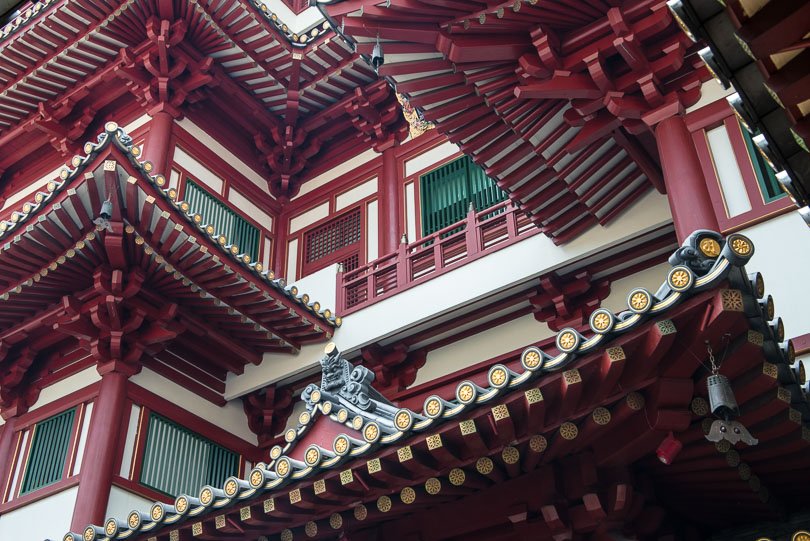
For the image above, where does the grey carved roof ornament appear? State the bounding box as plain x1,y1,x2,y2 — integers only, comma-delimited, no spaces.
302,343,419,433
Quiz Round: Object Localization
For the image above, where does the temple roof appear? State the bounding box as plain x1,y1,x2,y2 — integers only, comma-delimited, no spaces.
320,0,709,243
65,230,810,541
0,0,406,198
0,125,337,405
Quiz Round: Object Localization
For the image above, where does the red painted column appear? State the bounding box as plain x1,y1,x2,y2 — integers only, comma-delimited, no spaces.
273,214,289,278
379,144,401,255
0,415,19,498
70,369,129,531
655,115,719,241
140,111,174,176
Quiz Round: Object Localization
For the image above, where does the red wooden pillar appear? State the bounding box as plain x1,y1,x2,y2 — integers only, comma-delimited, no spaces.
0,415,19,498
141,111,174,176
378,142,401,255
273,214,289,278
655,115,719,241
70,369,129,531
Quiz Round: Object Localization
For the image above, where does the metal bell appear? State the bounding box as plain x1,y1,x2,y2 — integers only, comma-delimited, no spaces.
371,40,384,70
99,198,113,220
707,373,738,418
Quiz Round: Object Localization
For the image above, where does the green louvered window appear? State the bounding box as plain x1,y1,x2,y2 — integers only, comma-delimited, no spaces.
184,179,261,261
740,123,785,203
20,408,76,495
420,155,507,236
140,413,239,497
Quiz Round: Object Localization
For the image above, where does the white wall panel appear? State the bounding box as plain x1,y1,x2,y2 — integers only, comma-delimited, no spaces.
289,202,329,234
336,177,378,211
119,405,142,479
72,402,94,475
0,486,78,541
706,125,751,217
367,200,378,262
29,366,100,412
105,486,152,521
295,148,378,200
286,238,299,282
173,147,224,194
405,182,416,243
228,188,274,230
405,141,459,177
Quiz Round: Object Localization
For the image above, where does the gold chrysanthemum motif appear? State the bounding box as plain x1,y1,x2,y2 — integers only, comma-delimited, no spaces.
305,447,320,465
449,468,466,486
127,511,141,530
400,487,416,504
224,479,238,496
305,521,317,537
425,477,441,495
630,291,650,311
354,505,368,521
490,367,507,386
730,236,752,256
105,520,117,536
626,392,645,410
377,495,392,512
280,529,293,541
329,513,343,529
793,531,810,541
592,407,611,425
476,457,494,475
395,410,411,430
337,409,348,423
425,398,442,417
558,331,577,350
299,411,311,425
334,436,349,454
522,349,541,368
151,504,164,520
669,269,690,289
351,415,363,430
364,423,379,442
458,383,474,402
529,435,547,453
699,237,721,257
285,429,296,442
502,446,519,464
250,469,264,487
560,422,578,440
176,496,188,513
200,487,213,505
276,458,290,477
83,527,94,541
765,296,775,320
270,446,282,459
65,534,76,541
592,311,611,331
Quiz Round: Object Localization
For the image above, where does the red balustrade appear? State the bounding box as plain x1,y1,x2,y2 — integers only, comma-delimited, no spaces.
337,201,540,314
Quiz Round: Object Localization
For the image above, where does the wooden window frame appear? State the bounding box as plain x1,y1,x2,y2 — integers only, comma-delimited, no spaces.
300,206,365,278
686,100,794,233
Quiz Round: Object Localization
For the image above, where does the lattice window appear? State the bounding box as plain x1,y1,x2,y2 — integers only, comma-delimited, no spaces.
304,209,362,272
420,155,507,237
140,413,239,497
20,408,76,495
184,180,261,261
740,123,785,203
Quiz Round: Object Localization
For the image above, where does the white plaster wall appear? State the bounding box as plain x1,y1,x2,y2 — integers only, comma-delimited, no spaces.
122,114,151,134
295,148,379,200
601,262,673,314
739,212,810,342
228,188,274,231
227,190,673,398
173,147,224,193
336,177,377,211
130,368,257,444
404,141,459,177
413,314,555,386
706,125,752,217
686,80,734,114
106,486,153,521
367,200,379,262
29,366,100,412
0,486,78,541
175,119,271,195
289,202,329,234
291,264,339,315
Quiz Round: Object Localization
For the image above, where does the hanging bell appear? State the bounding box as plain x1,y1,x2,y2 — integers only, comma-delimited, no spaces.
371,39,384,70
99,198,113,220
707,374,738,418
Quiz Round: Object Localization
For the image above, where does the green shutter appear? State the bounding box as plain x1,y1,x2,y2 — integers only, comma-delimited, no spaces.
740,123,785,203
20,408,76,495
184,180,261,261
140,413,239,497
420,155,507,236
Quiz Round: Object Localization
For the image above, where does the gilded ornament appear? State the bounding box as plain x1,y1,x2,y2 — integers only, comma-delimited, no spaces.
729,235,752,256
425,477,441,495
354,505,368,521
400,487,416,504
329,513,343,529
449,468,466,486
334,435,349,455
522,347,542,369
557,330,578,351
629,290,651,312
275,457,290,477
457,382,475,403
698,237,721,257
560,422,578,440
424,397,442,417
305,521,317,537
377,495,392,512
363,422,380,442
305,446,320,466
590,310,612,332
395,409,412,430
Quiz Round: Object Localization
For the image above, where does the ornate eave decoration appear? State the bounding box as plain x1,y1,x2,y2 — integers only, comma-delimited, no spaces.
0,122,340,328
65,228,808,541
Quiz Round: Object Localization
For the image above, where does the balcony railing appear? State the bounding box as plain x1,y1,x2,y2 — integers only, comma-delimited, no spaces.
337,201,540,314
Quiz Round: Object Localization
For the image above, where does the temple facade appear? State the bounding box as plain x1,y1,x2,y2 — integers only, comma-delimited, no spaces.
0,0,808,540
